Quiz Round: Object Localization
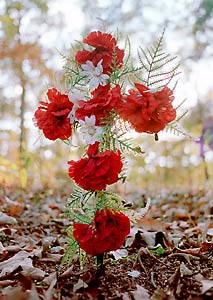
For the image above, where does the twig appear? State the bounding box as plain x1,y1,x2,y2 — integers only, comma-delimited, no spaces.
163,252,200,265
150,271,157,288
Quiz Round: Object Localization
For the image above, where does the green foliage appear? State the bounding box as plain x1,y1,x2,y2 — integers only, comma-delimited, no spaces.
29,0,49,12
150,246,164,256
99,116,145,155
137,30,180,89
62,44,87,89
194,0,213,31
66,186,127,225
60,236,79,269
94,190,125,211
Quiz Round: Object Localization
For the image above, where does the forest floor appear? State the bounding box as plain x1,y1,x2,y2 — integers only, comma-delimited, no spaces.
0,183,213,300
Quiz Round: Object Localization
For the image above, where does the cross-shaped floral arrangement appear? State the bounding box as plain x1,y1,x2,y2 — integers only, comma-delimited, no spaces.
33,30,180,266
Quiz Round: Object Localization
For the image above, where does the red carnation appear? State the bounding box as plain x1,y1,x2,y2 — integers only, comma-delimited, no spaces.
34,88,73,140
75,31,124,74
73,208,130,256
68,142,123,190
118,83,176,134
75,84,122,125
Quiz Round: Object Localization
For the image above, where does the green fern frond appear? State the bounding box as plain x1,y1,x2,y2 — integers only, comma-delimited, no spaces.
117,137,145,154
137,29,180,89
65,210,92,223
175,98,187,110
94,191,125,211
60,237,79,268
67,186,94,207
124,36,131,63
165,123,195,140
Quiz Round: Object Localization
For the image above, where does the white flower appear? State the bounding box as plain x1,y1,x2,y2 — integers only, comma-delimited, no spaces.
79,115,103,145
80,60,109,89
68,91,85,123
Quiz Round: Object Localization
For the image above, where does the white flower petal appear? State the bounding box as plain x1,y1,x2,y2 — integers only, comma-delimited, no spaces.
89,77,100,89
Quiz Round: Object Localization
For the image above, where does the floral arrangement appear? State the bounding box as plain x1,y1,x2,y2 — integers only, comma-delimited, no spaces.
33,30,181,265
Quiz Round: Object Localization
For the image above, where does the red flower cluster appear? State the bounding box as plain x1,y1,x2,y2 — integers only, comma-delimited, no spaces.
118,83,176,134
73,208,130,256
34,88,73,140
68,142,123,190
75,31,124,74
75,84,122,125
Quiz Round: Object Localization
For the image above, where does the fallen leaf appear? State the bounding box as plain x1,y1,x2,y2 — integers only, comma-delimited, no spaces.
73,279,88,293
43,272,57,300
0,279,16,287
201,242,213,252
20,258,45,280
127,270,141,278
0,242,6,257
1,282,40,300
151,288,174,300
206,228,213,236
122,292,132,300
130,284,150,300
136,217,167,231
0,212,17,224
180,262,193,277
1,285,27,300
195,274,213,295
0,251,30,277
111,248,128,260
0,250,45,279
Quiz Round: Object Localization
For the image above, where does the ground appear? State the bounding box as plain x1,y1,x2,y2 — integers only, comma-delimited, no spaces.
0,184,212,300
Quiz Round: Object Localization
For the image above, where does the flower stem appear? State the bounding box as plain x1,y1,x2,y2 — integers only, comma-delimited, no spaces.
96,254,104,266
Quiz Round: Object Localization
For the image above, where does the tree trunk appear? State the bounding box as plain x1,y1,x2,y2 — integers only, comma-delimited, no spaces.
19,75,26,162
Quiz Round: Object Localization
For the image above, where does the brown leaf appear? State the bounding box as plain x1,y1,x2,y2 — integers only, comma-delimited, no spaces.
43,272,57,300
130,284,150,300
0,212,17,224
2,196,24,216
151,288,174,300
20,258,45,280
201,242,213,252
136,217,167,231
195,274,213,295
73,279,88,293
0,250,45,280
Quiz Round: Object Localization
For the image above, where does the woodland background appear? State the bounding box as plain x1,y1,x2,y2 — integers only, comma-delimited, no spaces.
0,0,213,192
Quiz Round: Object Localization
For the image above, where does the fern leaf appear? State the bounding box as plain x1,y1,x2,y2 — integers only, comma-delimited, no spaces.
60,237,79,268
137,29,180,89
123,35,131,66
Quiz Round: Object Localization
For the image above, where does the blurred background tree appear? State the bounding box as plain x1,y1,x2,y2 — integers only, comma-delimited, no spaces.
0,0,67,187
0,0,212,190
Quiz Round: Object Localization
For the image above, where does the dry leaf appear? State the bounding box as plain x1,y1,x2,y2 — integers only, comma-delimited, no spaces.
43,272,57,300
73,279,88,293
136,217,167,231
180,262,193,277
195,274,213,295
201,242,213,252
151,288,174,300
111,249,128,260
127,270,141,278
122,292,132,300
0,250,45,279
20,257,45,280
130,284,150,300
0,212,17,224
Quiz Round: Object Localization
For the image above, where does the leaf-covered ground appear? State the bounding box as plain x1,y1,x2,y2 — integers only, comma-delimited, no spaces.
0,184,213,300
